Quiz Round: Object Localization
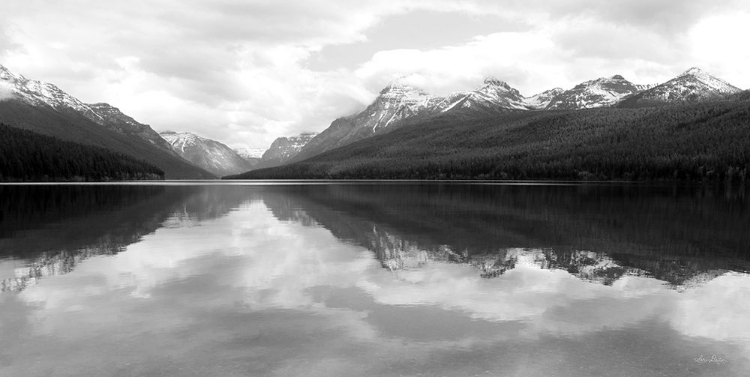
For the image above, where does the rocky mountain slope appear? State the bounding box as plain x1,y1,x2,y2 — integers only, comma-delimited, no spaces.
545,75,643,109
253,132,318,169
86,103,177,154
525,88,565,109
160,131,257,177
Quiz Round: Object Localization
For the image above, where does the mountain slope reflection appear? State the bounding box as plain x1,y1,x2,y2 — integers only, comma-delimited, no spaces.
263,184,750,289
0,185,260,292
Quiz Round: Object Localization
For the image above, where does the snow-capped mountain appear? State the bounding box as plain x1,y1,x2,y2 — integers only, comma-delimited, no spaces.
0,64,214,179
442,78,530,113
160,131,257,177
254,132,319,169
234,147,266,161
525,87,565,109
271,68,742,167
351,82,449,133
545,75,643,109
291,79,529,163
1,65,173,155
618,67,742,107
0,64,103,121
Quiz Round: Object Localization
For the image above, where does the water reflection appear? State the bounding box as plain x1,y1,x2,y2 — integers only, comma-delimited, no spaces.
0,183,748,377
0,185,257,292
262,184,750,289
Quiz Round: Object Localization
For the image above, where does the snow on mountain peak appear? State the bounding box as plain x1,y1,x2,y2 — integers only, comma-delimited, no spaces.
525,88,565,109
0,64,103,120
0,64,21,81
234,147,266,159
159,131,208,154
545,75,642,109
379,82,430,100
674,67,741,94
681,67,704,76
483,77,511,89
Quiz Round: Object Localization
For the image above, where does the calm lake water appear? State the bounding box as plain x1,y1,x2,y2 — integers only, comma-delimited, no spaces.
1,182,749,377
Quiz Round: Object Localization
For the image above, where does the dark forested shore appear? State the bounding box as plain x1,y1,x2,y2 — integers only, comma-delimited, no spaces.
1,123,164,182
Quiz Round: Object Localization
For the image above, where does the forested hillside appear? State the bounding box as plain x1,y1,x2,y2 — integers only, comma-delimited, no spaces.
0,100,215,179
230,95,750,182
0,123,164,181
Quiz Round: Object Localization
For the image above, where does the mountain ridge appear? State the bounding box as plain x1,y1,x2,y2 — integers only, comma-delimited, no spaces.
229,92,750,182
618,67,742,108
0,64,215,179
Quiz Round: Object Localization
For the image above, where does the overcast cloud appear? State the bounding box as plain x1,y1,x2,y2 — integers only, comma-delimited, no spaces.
1,0,748,149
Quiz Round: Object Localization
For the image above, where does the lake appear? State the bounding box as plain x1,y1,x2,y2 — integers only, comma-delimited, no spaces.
1,182,749,377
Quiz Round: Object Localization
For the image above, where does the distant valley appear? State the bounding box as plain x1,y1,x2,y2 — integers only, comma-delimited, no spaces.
159,131,258,177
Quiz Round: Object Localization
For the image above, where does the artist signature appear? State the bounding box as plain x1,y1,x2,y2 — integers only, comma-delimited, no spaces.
694,355,727,364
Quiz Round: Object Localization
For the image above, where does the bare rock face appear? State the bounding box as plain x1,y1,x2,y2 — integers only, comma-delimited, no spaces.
253,132,319,169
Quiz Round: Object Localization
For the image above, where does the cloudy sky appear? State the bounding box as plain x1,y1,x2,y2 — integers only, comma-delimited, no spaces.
1,1,749,150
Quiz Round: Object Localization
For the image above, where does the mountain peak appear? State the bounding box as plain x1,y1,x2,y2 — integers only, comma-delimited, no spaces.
546,75,641,110
0,64,22,82
380,81,427,95
681,67,705,76
483,77,510,88
618,67,741,107
378,81,431,103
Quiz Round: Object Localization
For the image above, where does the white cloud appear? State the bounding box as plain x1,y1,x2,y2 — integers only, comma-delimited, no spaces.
353,29,683,96
1,0,748,150
688,12,750,89
9,198,750,374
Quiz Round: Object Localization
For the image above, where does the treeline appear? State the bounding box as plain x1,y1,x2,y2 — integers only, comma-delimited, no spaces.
0,123,164,181
232,95,750,182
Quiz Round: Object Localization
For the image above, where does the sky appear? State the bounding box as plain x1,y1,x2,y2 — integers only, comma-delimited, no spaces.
1,1,749,150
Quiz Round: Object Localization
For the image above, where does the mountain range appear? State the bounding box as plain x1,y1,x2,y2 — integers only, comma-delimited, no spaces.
232,68,748,181
250,68,742,172
1,63,746,181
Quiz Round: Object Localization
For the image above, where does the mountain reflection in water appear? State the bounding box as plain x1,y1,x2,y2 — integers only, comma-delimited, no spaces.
0,184,254,292
262,183,750,289
1,182,749,377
